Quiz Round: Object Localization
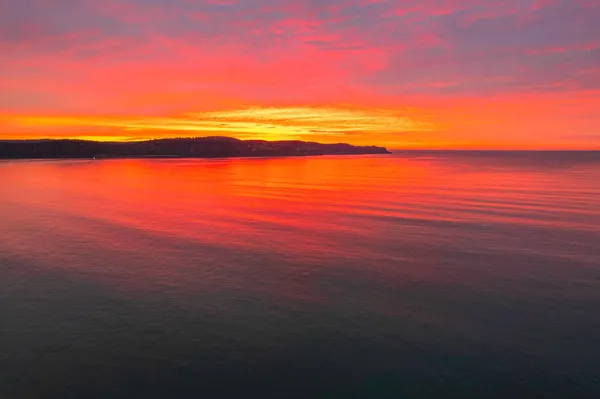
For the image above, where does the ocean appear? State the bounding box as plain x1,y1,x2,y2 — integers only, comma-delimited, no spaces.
1,152,599,398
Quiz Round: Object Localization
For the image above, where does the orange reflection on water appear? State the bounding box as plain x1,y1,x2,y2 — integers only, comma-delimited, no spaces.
1,154,599,297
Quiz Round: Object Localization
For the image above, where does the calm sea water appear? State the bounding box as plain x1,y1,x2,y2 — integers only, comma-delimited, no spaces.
1,152,599,398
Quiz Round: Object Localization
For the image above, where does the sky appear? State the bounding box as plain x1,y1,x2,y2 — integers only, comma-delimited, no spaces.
1,0,599,149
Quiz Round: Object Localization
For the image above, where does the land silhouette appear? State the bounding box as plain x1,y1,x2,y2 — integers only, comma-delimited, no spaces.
0,137,391,159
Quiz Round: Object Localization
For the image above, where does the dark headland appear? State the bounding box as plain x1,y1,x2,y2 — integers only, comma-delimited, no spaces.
0,137,391,159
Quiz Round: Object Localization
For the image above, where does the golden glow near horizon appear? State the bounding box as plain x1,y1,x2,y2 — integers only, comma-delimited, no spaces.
4,96,599,149
4,106,434,143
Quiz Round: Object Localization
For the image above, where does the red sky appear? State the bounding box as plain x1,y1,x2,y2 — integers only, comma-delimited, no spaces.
1,0,599,148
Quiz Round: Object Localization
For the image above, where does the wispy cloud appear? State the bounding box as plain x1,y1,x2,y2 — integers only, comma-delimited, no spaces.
4,106,433,141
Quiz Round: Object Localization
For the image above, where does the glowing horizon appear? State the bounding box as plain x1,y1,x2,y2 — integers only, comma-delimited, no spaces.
2,0,599,149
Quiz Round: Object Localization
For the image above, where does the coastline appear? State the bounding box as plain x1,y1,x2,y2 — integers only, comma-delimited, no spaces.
0,137,392,160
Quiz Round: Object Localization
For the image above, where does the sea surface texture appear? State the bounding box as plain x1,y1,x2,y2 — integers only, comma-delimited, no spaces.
1,152,599,398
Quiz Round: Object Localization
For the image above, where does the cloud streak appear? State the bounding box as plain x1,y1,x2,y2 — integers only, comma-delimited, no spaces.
3,106,433,144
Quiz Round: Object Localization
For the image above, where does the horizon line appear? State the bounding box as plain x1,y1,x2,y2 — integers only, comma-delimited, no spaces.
2,136,600,151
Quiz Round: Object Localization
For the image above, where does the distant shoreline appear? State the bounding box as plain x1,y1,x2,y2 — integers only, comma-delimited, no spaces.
0,137,391,160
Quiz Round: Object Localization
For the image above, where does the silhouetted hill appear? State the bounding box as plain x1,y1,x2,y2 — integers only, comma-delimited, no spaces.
0,137,391,159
